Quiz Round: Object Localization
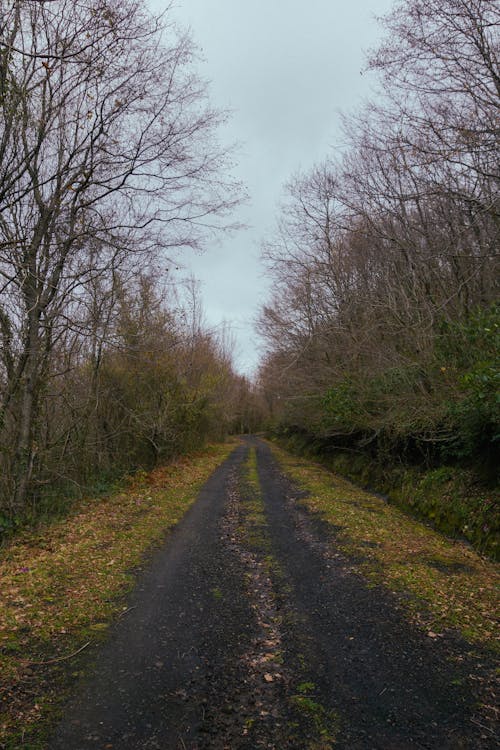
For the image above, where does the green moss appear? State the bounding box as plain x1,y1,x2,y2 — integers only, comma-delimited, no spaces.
239,448,271,554
297,681,316,694
290,691,339,747
277,437,498,560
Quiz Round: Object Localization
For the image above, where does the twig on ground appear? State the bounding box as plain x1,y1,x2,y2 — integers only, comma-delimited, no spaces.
27,641,92,666
118,606,137,619
470,717,495,735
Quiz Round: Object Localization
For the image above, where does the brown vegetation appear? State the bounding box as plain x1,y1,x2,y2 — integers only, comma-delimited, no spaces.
258,0,499,553
0,0,259,529
258,0,498,473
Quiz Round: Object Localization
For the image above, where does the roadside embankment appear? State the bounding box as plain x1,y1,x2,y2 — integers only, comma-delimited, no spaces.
269,440,499,656
273,433,499,561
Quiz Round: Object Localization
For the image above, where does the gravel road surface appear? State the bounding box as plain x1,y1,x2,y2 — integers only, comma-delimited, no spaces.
49,437,497,749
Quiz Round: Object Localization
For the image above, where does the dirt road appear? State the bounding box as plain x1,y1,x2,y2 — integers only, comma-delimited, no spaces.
49,438,497,749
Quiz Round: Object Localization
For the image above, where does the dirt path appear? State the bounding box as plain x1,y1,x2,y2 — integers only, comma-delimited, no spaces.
49,438,497,749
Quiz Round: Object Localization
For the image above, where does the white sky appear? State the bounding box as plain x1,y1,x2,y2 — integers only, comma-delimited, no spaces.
148,0,395,376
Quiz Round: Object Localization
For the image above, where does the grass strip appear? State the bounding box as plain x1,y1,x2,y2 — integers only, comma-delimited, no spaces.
241,449,339,748
240,447,272,554
0,441,235,749
269,442,499,652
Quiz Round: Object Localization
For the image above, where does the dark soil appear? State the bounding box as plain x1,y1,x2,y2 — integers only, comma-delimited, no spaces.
49,437,498,749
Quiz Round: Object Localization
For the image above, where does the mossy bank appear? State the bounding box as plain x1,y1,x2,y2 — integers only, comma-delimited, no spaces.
273,433,499,561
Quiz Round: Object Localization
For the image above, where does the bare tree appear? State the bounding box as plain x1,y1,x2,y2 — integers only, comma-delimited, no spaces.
0,0,241,513
258,0,499,458
365,0,499,214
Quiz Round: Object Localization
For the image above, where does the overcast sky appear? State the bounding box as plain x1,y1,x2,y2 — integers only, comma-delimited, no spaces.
149,0,395,376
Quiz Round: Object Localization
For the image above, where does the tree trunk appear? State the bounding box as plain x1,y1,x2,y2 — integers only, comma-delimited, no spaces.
12,312,41,514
